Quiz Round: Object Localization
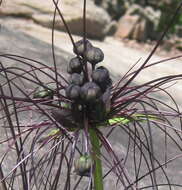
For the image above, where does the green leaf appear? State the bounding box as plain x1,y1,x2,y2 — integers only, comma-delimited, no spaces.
108,114,162,125
37,129,61,143
108,117,131,125
47,129,60,136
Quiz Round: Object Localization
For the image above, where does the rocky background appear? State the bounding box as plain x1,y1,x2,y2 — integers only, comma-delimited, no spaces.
1,0,182,47
0,0,182,101
0,0,182,189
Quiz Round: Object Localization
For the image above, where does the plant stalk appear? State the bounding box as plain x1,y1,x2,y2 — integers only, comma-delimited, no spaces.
89,128,104,190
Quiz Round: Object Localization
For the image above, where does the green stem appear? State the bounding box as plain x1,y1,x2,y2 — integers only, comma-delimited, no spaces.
89,128,104,190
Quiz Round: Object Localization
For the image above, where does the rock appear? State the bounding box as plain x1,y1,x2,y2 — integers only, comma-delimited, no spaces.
0,0,111,40
176,26,182,37
0,0,35,17
105,20,117,36
93,0,127,20
115,14,140,39
162,39,174,51
0,25,71,87
131,19,147,41
115,4,161,41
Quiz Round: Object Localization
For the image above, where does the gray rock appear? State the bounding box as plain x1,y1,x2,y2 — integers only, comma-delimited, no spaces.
0,25,70,71
115,4,161,41
0,25,71,99
0,0,112,40
115,14,140,39
93,0,127,20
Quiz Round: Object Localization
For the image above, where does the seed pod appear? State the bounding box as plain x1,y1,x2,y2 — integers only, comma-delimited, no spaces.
80,82,101,102
33,86,54,99
69,73,85,86
85,46,104,64
73,39,92,56
74,154,93,177
67,57,83,74
65,84,80,100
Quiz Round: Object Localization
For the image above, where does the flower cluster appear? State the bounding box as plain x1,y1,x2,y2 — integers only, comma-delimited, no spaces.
52,39,112,130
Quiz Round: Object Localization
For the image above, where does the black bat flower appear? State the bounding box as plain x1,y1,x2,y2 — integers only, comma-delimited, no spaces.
0,0,182,190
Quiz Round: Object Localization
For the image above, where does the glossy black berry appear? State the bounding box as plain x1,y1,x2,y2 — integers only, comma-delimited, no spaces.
73,39,92,56
67,57,83,74
65,84,80,100
69,73,85,86
85,46,104,64
80,82,101,102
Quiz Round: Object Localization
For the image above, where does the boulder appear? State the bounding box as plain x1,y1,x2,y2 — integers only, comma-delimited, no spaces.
0,25,71,87
115,4,161,41
176,26,182,37
131,19,147,41
93,0,127,20
115,14,140,39
0,0,111,40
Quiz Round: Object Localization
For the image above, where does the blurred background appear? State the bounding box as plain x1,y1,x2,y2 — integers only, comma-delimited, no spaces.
0,0,182,50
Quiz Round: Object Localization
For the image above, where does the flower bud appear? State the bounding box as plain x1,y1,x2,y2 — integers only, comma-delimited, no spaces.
92,66,112,91
85,46,104,64
67,57,83,74
92,66,109,84
73,39,92,56
69,73,85,86
65,84,80,100
80,82,101,102
74,154,93,177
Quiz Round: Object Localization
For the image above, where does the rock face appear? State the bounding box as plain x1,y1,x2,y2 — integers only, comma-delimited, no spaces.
0,0,111,40
93,0,127,20
115,14,140,39
0,25,71,87
176,26,182,37
115,4,161,41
